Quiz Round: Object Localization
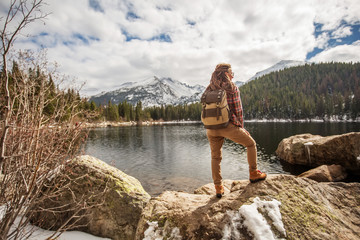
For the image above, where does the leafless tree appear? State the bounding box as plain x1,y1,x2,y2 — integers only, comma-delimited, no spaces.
0,1,103,239
1,0,49,173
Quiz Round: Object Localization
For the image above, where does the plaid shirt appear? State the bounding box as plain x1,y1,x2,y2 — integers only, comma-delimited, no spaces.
227,87,244,128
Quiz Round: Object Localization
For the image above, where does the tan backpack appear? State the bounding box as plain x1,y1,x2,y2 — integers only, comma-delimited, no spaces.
200,89,231,129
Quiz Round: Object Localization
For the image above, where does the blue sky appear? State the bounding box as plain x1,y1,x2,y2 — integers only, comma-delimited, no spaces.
306,23,360,59
1,0,360,96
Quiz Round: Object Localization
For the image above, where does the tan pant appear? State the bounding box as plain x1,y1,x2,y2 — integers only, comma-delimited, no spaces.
206,123,258,186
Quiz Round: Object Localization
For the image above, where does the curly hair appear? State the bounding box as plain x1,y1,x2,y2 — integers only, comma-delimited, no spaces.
207,63,236,94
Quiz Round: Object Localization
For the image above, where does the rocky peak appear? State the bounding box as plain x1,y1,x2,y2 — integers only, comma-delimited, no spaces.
89,76,205,107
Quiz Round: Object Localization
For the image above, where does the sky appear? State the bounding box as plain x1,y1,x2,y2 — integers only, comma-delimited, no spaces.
1,0,360,96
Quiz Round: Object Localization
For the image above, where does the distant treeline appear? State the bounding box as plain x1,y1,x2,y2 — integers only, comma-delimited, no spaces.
84,100,202,122
240,62,360,120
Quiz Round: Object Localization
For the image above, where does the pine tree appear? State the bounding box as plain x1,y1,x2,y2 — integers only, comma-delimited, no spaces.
105,100,119,121
90,101,97,111
135,101,143,121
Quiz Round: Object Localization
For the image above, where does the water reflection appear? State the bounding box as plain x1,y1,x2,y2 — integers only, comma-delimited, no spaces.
84,122,359,196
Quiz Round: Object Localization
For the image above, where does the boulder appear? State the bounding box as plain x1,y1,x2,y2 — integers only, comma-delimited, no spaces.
136,175,360,240
275,132,360,173
298,164,348,182
30,155,150,240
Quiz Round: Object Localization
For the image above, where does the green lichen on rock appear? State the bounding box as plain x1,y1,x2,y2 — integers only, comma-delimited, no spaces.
279,187,328,235
269,176,354,240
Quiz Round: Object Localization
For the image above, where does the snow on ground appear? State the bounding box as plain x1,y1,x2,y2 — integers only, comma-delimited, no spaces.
0,205,110,240
222,197,286,240
7,220,111,240
25,227,111,240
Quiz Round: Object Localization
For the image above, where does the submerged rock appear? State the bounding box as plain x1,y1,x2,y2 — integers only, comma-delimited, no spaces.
275,132,360,173
298,164,348,182
136,175,360,240
30,155,150,240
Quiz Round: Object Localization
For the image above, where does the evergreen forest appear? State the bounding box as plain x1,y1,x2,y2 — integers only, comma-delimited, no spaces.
1,61,86,122
240,62,360,120
91,100,202,122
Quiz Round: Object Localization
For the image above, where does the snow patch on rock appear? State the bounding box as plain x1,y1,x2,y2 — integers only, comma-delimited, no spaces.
222,197,286,240
143,221,182,240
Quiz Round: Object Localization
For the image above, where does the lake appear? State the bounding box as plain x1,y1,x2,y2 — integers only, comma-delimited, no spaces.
84,122,360,196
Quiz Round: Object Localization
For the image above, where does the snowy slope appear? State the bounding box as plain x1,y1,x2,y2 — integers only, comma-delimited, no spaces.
248,60,307,82
234,81,245,87
89,76,205,107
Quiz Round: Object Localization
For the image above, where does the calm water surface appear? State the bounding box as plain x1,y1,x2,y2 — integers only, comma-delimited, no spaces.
84,122,360,196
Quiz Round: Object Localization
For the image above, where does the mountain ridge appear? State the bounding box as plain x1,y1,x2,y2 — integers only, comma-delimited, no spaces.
89,76,205,107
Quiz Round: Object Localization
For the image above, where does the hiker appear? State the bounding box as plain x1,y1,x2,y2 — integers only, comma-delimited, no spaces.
204,63,266,198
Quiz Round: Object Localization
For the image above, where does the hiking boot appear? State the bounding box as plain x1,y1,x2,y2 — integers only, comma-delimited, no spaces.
215,185,224,198
249,170,267,183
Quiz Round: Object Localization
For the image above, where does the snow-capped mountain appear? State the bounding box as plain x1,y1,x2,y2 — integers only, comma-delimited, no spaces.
89,76,205,107
248,60,307,82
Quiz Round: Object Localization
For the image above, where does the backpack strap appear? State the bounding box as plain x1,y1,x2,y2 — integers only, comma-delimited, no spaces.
202,103,206,118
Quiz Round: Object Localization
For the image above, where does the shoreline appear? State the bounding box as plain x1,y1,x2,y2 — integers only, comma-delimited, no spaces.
82,118,360,128
246,117,360,123
82,120,202,128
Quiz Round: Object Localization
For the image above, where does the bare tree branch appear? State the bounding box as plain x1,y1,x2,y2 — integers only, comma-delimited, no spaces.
0,1,103,240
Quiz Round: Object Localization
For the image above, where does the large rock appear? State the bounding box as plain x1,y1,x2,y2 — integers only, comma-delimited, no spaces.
136,175,360,240
275,132,360,173
298,164,348,182
30,155,151,240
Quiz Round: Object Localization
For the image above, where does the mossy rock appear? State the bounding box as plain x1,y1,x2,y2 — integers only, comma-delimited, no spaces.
29,155,150,240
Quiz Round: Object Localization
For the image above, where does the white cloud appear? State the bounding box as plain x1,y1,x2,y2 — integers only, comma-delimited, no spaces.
331,25,352,39
2,0,360,96
310,40,360,63
315,32,330,49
